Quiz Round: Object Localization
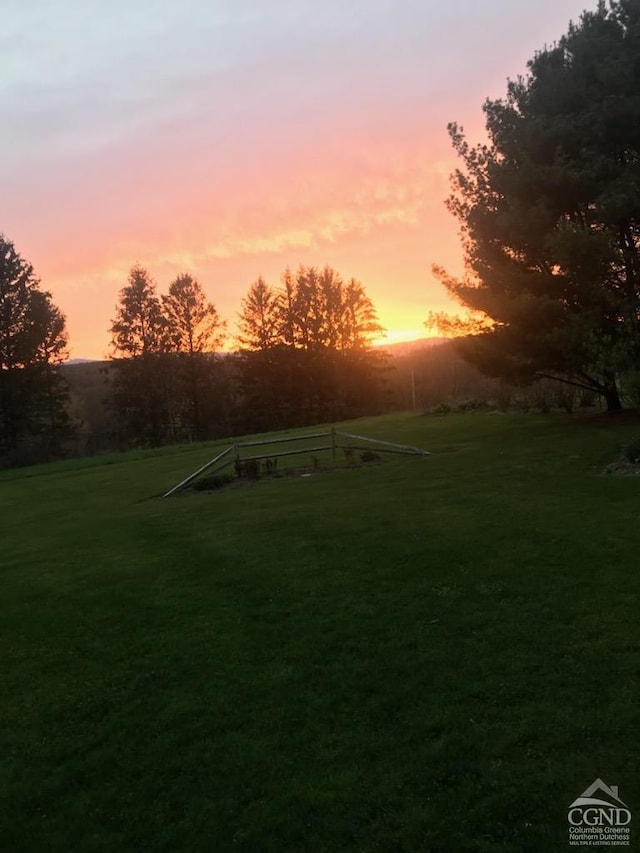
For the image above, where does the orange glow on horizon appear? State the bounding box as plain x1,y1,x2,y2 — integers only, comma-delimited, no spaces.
373,328,439,347
31,131,467,361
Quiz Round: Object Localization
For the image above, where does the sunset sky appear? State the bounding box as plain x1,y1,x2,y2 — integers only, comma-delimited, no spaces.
3,0,591,358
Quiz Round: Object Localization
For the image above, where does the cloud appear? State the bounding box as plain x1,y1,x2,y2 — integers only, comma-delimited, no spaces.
38,139,445,282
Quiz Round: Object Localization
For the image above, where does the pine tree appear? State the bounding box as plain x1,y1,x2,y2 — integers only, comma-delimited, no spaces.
110,265,168,357
0,235,71,464
235,265,386,429
435,0,640,410
162,273,225,439
108,266,172,446
163,274,224,356
237,277,281,351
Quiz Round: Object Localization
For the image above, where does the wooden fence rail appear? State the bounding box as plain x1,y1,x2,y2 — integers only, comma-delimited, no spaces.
163,427,429,497
236,431,330,448
162,445,233,498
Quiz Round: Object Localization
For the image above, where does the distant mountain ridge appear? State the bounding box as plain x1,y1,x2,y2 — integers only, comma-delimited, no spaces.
375,337,446,357
64,339,447,364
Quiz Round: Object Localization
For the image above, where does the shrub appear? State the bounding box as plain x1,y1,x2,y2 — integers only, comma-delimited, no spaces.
532,384,551,413
623,438,640,465
453,399,487,413
193,473,235,491
236,458,260,479
428,402,452,415
494,383,513,412
514,393,532,413
263,457,278,476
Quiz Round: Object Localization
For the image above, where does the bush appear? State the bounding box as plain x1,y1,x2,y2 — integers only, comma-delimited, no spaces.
263,457,278,476
623,438,640,465
494,383,513,412
514,393,532,413
453,399,488,413
428,402,452,415
193,473,235,491
236,458,260,479
533,385,551,414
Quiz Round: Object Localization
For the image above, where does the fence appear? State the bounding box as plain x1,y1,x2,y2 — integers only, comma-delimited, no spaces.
163,427,429,497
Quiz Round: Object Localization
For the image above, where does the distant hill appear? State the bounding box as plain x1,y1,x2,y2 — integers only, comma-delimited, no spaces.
375,337,447,357
64,342,447,363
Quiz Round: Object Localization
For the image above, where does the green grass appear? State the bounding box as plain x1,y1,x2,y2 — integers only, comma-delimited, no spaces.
1,411,639,852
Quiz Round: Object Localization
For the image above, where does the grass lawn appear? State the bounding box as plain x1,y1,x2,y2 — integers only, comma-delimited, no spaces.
1,411,639,852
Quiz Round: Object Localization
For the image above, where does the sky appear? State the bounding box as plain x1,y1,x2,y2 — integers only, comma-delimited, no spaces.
2,0,593,358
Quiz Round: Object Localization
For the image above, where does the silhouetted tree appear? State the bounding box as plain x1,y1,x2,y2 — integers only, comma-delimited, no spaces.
108,266,172,445
0,235,72,464
274,265,384,352
162,273,225,439
340,276,386,351
110,265,168,356
163,273,224,355
236,265,386,429
434,0,640,411
237,277,281,351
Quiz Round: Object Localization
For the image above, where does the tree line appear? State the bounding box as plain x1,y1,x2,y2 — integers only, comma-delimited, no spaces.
107,262,387,446
1,220,633,469
0,236,390,464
